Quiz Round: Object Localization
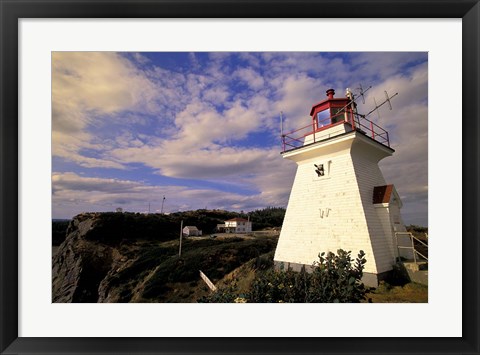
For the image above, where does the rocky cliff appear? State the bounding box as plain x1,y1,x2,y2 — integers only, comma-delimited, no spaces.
53,214,123,302
52,212,278,303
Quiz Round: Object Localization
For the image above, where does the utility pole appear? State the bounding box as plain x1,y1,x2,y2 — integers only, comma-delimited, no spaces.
161,196,166,214
179,220,183,257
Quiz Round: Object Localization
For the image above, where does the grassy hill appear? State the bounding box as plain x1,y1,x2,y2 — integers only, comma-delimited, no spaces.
52,208,286,246
52,209,426,303
52,210,281,303
106,236,278,302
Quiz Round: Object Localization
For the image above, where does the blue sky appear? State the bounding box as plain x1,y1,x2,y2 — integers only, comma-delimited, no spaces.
52,52,428,226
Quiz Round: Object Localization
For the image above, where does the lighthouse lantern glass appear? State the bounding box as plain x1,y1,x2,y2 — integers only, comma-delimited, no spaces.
330,107,345,124
316,110,330,128
316,106,346,129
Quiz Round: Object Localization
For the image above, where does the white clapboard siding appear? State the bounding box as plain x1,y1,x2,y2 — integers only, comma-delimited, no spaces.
275,130,406,284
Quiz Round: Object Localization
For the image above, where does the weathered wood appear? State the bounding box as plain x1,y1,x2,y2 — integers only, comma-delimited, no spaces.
199,270,217,292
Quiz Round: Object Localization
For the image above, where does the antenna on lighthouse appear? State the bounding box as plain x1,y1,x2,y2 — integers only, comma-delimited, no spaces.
361,90,398,118
335,84,372,115
373,97,381,120
384,90,393,110
356,84,372,104
280,111,284,137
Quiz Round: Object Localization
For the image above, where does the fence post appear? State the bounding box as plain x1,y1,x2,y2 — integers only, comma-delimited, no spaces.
410,234,417,265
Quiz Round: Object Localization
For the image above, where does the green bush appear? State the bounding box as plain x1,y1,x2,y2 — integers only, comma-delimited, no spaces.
200,249,367,303
246,207,285,230
307,249,367,303
197,283,240,303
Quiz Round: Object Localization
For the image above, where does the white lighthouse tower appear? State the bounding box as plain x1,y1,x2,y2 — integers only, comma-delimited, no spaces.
274,88,407,286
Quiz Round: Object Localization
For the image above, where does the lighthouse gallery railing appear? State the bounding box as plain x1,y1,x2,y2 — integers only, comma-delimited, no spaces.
281,112,390,153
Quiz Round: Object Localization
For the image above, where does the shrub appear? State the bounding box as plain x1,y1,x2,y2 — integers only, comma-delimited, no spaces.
248,267,310,303
197,283,240,303
200,249,367,303
307,249,367,303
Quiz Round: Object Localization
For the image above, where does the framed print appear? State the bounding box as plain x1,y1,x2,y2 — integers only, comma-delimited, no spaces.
1,1,479,354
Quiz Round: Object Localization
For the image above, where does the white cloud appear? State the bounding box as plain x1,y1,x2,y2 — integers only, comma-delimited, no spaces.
52,52,157,116
368,62,429,226
52,172,285,219
272,74,325,132
52,52,160,168
51,52,428,225
202,85,230,105
350,52,427,82
233,67,265,90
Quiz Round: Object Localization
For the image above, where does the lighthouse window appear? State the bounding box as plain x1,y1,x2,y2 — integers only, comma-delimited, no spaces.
331,107,345,123
316,110,330,128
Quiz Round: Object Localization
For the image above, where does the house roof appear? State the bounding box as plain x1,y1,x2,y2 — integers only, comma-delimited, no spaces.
373,184,402,207
225,217,249,222
184,226,199,230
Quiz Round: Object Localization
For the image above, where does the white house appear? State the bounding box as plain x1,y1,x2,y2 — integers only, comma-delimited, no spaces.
274,88,407,287
183,226,202,237
224,218,252,234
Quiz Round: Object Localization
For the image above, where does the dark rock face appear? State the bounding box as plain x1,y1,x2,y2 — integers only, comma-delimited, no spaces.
52,212,178,303
52,214,119,302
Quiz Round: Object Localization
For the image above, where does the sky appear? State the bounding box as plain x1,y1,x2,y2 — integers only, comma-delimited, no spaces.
52,52,428,226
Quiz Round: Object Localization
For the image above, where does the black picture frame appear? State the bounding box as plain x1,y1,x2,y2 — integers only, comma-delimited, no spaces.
1,1,479,354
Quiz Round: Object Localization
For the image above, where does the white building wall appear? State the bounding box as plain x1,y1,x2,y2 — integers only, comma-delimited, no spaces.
224,220,252,233
303,123,353,145
388,203,412,259
275,132,399,277
350,148,394,274
225,221,236,228
275,147,378,274
243,222,252,233
390,203,406,233
374,204,397,265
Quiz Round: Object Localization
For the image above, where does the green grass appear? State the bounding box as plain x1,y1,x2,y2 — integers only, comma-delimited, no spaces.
366,282,428,303
102,236,278,302
141,238,276,299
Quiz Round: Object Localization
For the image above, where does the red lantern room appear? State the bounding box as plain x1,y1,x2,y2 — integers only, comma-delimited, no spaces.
281,87,391,153
309,88,357,131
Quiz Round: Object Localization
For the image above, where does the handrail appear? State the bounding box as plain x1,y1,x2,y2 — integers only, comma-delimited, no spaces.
395,232,428,248
395,232,428,265
281,111,390,153
412,235,428,248
414,250,428,261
